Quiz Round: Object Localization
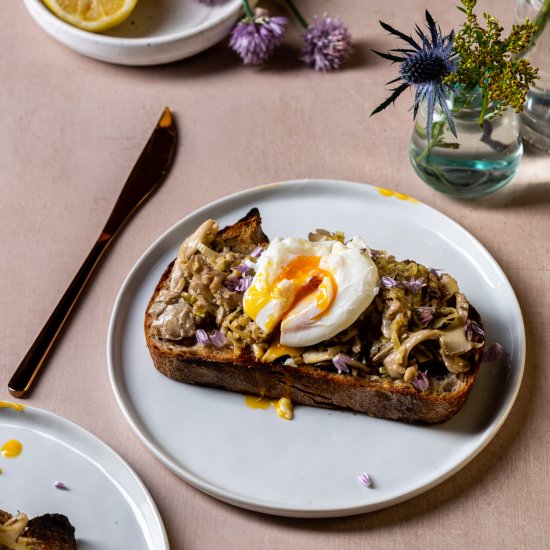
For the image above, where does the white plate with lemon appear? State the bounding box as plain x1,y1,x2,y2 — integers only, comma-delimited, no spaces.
107,179,525,518
23,0,248,65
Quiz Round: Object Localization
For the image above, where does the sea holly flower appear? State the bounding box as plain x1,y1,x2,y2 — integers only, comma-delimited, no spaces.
229,4,288,65
371,10,457,142
283,1,352,71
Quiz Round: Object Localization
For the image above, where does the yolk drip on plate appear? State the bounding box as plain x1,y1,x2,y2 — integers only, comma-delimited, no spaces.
243,396,294,420
1,439,23,458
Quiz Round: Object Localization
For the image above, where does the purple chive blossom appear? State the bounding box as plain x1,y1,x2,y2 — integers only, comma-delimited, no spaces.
229,8,288,65
381,276,400,288
411,370,429,392
417,306,435,325
54,481,69,490
224,275,240,291
196,0,229,5
466,319,485,341
225,274,253,292
209,330,227,348
195,329,210,345
402,277,426,294
358,472,372,488
429,268,443,279
332,353,354,374
300,14,352,71
250,245,264,258
484,342,508,362
236,262,251,275
196,329,227,348
238,275,253,292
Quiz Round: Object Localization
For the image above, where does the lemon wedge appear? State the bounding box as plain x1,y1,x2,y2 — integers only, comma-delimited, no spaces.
43,0,139,32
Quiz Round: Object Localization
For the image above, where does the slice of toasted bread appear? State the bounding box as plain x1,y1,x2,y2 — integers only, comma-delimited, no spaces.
145,209,484,424
0,511,76,550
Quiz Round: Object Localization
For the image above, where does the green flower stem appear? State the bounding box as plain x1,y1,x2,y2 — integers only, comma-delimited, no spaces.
242,0,255,19
479,89,490,126
283,0,309,30
530,0,550,47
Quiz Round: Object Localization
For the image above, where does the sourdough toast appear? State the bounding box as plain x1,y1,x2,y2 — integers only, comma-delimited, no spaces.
0,511,76,550
145,209,484,423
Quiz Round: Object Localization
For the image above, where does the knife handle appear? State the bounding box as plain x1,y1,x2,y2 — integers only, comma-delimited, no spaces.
8,233,112,398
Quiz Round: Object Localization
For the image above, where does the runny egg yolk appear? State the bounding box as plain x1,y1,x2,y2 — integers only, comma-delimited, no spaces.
243,255,337,333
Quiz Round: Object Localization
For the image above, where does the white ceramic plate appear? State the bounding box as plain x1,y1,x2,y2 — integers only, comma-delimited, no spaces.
23,0,248,65
107,179,525,518
0,405,168,548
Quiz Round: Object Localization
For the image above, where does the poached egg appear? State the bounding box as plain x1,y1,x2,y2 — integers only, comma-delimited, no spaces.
243,237,380,347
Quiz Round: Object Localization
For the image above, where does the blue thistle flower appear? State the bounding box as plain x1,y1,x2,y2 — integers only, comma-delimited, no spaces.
371,10,457,142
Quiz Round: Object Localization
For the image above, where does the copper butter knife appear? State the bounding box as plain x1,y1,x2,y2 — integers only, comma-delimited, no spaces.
8,107,177,398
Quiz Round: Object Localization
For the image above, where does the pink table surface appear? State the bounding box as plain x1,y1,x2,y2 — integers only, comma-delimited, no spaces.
1,1,549,548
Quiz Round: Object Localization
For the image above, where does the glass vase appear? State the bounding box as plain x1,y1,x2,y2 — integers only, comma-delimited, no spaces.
516,0,550,152
409,87,523,199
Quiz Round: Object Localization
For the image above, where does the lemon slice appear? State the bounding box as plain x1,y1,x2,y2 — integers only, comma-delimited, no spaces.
43,0,139,32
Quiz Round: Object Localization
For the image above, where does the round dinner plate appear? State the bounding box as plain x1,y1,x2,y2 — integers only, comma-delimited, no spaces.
23,0,247,65
0,405,168,548
107,179,525,518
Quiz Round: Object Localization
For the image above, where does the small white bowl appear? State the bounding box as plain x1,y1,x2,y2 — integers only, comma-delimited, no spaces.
23,0,249,65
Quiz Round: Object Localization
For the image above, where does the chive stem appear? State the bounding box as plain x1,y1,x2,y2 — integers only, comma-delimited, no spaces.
282,0,309,30
242,0,255,20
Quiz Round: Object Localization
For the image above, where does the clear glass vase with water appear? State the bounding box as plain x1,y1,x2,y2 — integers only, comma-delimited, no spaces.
409,87,523,198
516,0,550,152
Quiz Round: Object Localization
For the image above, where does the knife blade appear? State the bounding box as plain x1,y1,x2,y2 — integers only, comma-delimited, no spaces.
8,107,177,398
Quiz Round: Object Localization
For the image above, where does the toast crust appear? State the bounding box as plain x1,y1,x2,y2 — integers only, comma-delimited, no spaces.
0,511,76,550
144,210,484,424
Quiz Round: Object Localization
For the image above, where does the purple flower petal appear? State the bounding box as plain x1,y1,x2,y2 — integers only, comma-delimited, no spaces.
381,276,400,288
402,277,426,294
466,319,485,341
429,268,443,279
411,370,429,392
196,0,229,5
332,353,352,374
225,275,240,291
209,330,227,349
358,472,372,488
230,11,288,65
236,262,251,275
417,306,435,325
195,329,209,345
237,275,253,292
484,342,508,362
301,14,352,71
54,481,69,490
250,246,264,258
